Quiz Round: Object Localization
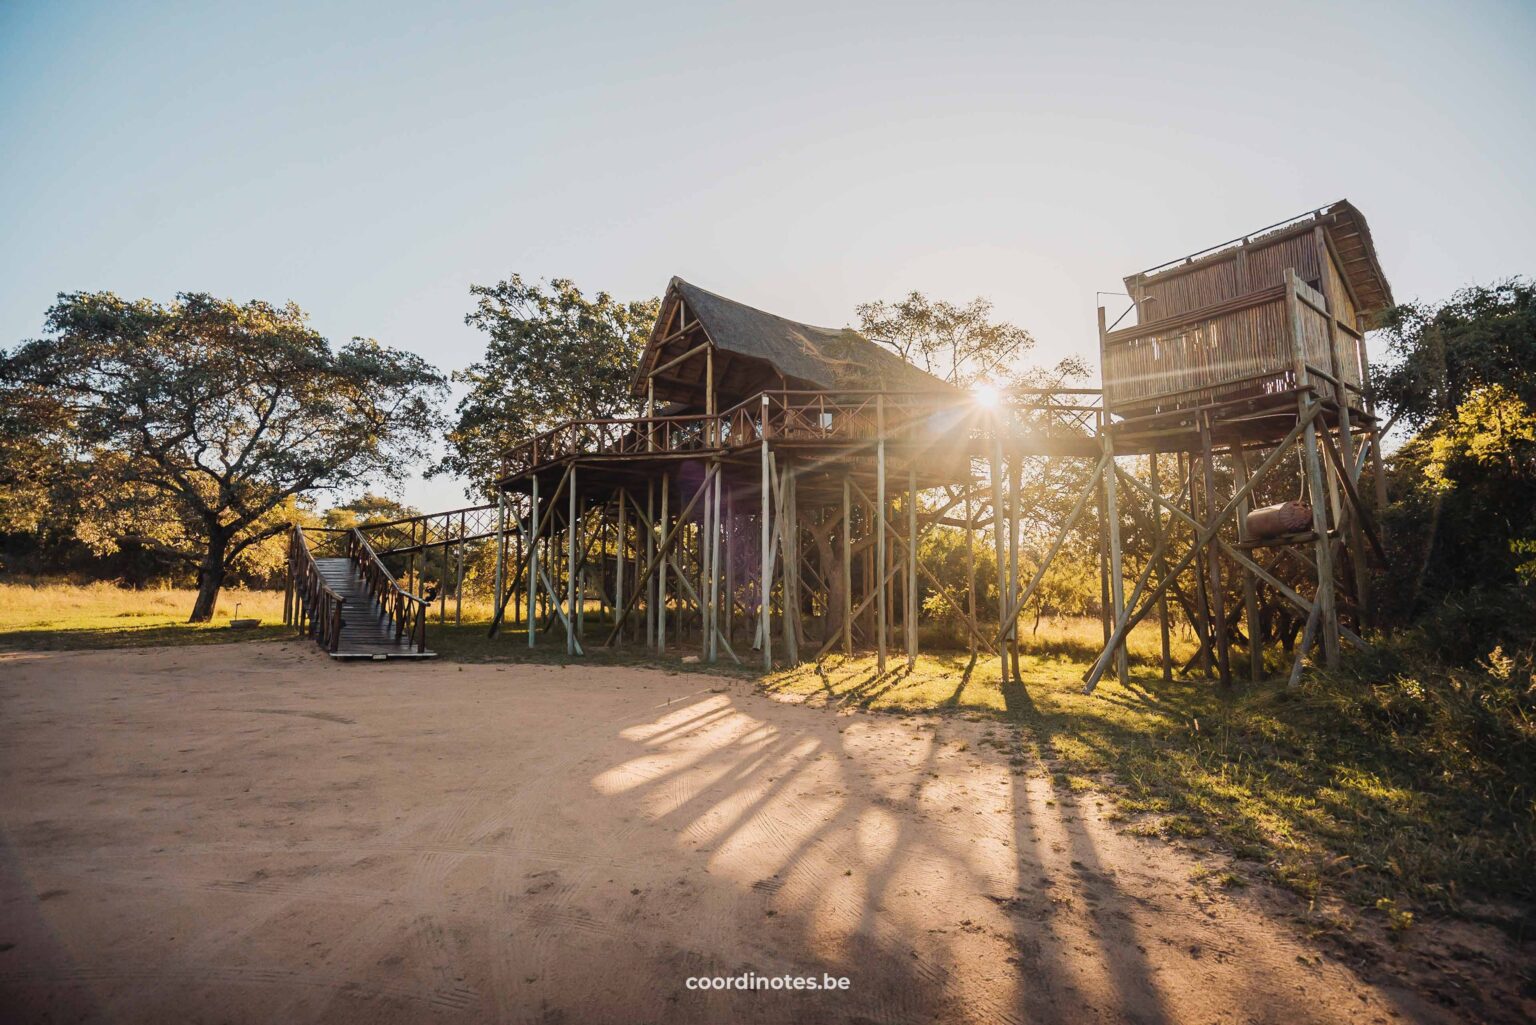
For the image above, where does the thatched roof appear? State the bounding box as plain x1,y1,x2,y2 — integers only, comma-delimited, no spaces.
633,278,952,402
1126,199,1394,323
1314,201,1394,314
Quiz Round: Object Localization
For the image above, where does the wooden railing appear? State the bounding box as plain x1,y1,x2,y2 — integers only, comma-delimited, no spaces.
744,388,1102,444
286,527,344,653
501,413,720,478
498,387,1103,479
346,528,430,653
353,503,499,556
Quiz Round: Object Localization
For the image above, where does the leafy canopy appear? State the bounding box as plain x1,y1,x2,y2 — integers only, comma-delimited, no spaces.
1,291,446,619
1370,279,1536,648
1373,278,1536,428
856,291,1086,388
434,275,659,493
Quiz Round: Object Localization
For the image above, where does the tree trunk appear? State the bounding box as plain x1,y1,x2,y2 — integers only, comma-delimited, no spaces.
189,534,229,623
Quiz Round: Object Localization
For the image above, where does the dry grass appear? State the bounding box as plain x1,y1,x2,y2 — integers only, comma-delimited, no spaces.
0,580,288,649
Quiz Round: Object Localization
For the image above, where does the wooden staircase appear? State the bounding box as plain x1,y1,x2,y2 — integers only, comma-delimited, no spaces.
313,557,436,659
285,527,436,660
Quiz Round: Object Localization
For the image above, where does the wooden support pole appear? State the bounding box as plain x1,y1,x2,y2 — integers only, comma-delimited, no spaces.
705,345,715,442
615,487,627,639
1116,462,1367,658
1085,401,1324,693
1232,447,1263,681
990,431,1008,685
1187,452,1215,677
658,472,670,654
645,377,655,451
1008,456,1023,682
698,476,710,648
875,398,888,674
439,517,448,624
493,490,506,630
577,509,587,641
566,465,578,655
842,477,853,656
782,462,800,664
406,521,415,595
1103,434,1129,685
760,399,773,670
907,465,918,667
1097,463,1112,648
1302,415,1340,667
1149,453,1172,681
965,479,977,661
603,472,715,645
992,452,1110,646
455,512,465,627
645,480,655,647
1285,269,1341,668
1326,349,1372,629
1200,415,1232,688
725,484,736,645
1288,597,1323,688
528,476,539,647
707,465,721,663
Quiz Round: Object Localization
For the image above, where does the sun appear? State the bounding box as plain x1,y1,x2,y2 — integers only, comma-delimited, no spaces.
972,382,1001,409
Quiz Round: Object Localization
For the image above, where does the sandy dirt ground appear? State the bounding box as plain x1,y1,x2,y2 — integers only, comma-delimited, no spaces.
0,643,1515,1024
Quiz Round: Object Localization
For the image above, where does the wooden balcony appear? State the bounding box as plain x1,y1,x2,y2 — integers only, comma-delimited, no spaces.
497,387,1104,482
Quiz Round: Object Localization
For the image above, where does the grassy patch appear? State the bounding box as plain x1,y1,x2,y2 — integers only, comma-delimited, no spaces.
436,613,1533,919
762,634,1536,921
0,580,288,650
424,617,767,685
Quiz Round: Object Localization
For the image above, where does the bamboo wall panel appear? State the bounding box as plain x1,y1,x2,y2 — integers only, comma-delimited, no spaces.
1324,250,1358,330
1245,234,1321,293
1135,228,1325,325
1107,225,1378,417
1103,297,1294,413
1294,279,1365,405
1296,299,1333,375
1140,259,1240,321
1335,331,1364,394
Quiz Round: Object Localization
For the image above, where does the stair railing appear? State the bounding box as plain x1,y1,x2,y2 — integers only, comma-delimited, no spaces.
286,527,345,652
346,527,431,653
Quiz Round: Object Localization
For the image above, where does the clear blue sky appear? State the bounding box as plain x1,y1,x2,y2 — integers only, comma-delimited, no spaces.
3,0,1533,510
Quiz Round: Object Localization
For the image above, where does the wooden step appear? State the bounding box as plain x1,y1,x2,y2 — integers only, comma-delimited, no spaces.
299,557,436,659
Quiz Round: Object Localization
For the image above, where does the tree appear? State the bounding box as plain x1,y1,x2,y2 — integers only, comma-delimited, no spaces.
1373,278,1536,429
855,291,1087,387
1,292,446,621
434,276,659,493
0,373,73,536
1369,279,1536,650
322,493,421,530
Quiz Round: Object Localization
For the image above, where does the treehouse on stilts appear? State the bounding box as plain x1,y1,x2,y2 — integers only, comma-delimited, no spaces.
286,201,1395,688
480,276,1103,678
1085,200,1394,691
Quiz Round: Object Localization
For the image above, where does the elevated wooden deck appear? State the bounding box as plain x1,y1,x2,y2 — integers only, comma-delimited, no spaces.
493,388,1105,493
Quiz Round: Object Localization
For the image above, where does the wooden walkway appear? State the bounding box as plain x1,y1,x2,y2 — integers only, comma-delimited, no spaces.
314,557,436,660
